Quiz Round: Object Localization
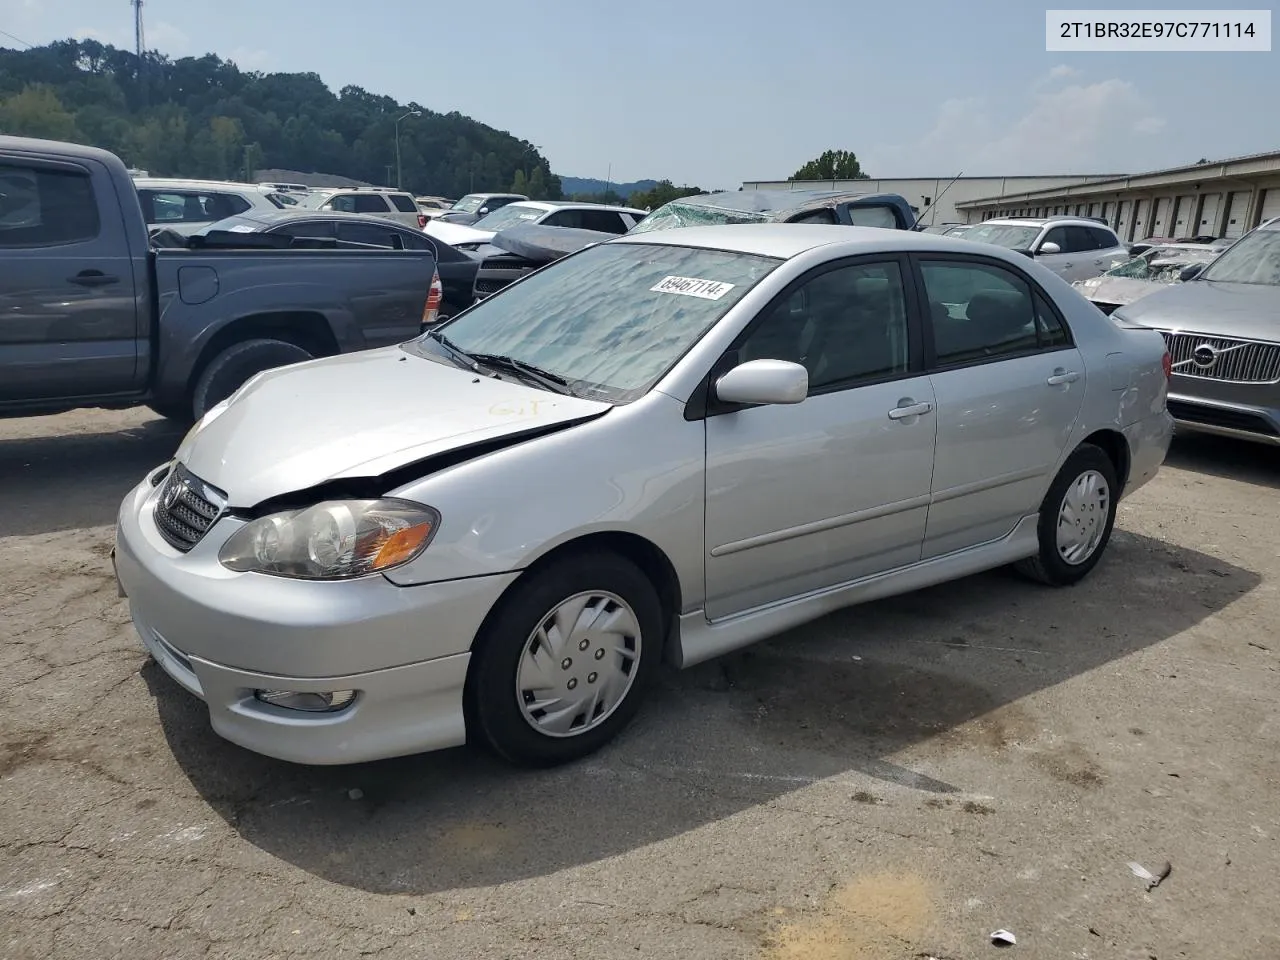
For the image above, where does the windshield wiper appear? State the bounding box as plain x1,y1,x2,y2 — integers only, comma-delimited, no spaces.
426,328,480,372
468,353,570,392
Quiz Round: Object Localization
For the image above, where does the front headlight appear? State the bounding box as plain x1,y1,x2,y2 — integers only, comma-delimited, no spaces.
219,499,440,580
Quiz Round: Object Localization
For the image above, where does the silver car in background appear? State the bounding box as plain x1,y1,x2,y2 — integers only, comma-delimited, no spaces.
114,225,1173,768
1112,218,1280,446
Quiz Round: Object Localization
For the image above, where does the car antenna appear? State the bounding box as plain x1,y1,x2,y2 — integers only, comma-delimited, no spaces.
912,171,963,230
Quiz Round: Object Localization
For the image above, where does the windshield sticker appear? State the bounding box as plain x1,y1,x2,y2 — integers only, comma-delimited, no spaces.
650,275,736,300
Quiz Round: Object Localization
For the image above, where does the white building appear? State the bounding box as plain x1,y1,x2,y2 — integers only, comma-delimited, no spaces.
955,149,1280,241
738,174,1124,226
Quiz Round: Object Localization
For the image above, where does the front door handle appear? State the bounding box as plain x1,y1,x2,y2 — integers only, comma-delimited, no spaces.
1047,369,1081,385
888,400,933,420
69,270,120,287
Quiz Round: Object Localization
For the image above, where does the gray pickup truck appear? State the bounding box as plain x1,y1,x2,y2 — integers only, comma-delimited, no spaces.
0,136,438,423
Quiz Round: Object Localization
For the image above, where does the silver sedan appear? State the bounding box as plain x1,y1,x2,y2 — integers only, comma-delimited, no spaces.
114,225,1174,767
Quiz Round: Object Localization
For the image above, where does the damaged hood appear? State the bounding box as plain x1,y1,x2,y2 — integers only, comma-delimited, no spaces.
1074,275,1170,308
424,219,497,247
1112,280,1280,341
176,346,610,507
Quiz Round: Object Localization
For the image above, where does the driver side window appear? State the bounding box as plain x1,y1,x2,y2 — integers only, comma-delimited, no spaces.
736,261,911,392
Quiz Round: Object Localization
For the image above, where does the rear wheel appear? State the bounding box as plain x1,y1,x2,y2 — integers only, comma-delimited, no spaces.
190,338,313,421
1016,443,1118,586
467,552,664,766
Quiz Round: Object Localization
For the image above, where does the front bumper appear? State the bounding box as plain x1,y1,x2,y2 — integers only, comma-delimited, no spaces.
114,474,519,765
1165,387,1280,446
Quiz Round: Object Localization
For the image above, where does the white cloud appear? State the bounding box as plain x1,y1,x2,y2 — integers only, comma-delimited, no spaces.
867,75,1166,175
226,46,271,71
146,20,189,54
1047,64,1078,80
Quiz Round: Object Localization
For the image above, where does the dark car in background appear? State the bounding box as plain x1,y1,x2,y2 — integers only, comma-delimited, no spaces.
433,192,529,226
198,210,481,318
628,189,919,233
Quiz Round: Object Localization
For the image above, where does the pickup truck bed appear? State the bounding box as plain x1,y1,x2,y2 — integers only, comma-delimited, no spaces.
0,136,437,423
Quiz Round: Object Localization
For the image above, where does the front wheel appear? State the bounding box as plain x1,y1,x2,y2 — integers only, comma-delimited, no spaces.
1016,443,1119,586
467,552,664,767
190,338,314,421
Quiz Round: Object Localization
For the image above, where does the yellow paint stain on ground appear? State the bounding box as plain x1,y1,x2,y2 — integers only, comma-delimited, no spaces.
763,873,935,960
437,821,512,859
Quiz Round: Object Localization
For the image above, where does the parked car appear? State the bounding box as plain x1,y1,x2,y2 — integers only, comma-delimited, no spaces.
426,200,647,251
433,192,528,226
113,223,1173,768
1129,234,1221,257
299,187,428,229
415,195,454,214
133,177,296,235
471,223,618,299
194,210,480,318
942,224,973,238
961,216,1130,283
0,136,439,424
1111,218,1280,446
1072,243,1224,314
630,189,919,234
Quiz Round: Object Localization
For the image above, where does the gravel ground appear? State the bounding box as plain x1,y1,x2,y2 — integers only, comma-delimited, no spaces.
2,408,1278,960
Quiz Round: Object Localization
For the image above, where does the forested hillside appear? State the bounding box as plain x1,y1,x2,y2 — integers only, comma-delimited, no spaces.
0,39,561,199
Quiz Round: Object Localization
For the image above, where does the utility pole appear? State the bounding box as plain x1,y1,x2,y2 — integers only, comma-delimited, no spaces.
394,110,421,190
132,0,147,104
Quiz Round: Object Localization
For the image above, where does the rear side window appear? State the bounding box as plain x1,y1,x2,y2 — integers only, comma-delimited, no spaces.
846,204,899,229
1089,226,1120,249
0,162,100,247
144,190,249,223
578,210,629,234
388,194,419,213
788,209,838,225
353,194,391,214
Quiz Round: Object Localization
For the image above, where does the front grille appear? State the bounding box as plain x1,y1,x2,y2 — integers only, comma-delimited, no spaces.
1167,399,1279,437
475,277,516,295
1161,331,1280,383
153,464,227,552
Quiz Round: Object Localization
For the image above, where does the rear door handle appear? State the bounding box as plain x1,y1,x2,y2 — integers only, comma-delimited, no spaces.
888,400,933,420
1047,369,1081,385
68,270,120,287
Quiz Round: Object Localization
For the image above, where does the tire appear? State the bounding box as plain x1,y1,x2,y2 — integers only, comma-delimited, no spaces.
190,338,313,421
145,401,193,425
1015,442,1119,586
467,552,664,767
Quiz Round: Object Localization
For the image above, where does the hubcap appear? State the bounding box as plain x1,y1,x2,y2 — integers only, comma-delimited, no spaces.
515,591,642,738
1056,469,1110,566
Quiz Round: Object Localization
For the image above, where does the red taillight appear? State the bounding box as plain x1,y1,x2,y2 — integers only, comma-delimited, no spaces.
422,270,443,327
1161,350,1172,378
418,213,428,228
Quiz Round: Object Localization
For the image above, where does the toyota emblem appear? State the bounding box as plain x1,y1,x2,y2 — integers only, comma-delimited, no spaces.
1192,344,1218,368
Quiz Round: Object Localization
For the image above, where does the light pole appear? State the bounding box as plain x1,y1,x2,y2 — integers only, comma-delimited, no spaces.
395,110,421,189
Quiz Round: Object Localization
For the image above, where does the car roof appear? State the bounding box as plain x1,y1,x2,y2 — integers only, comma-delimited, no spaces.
222,209,418,227
503,200,646,215
669,189,903,215
614,223,995,260
133,178,264,190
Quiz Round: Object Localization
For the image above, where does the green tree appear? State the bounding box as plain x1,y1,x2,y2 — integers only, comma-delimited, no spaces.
628,179,703,211
510,168,528,195
0,84,78,141
791,149,868,181
527,165,548,200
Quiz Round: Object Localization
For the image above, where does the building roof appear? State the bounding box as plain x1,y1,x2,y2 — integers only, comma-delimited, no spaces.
958,148,1280,208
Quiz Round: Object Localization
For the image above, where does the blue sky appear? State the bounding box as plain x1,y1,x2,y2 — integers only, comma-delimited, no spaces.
1,0,1275,186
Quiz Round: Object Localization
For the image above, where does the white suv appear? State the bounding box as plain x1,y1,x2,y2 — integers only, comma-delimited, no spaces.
962,216,1130,283
300,188,427,229
134,178,295,236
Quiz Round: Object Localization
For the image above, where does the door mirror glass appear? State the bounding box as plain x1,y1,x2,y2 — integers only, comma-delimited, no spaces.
715,359,808,406
1037,241,1062,255
1179,263,1204,282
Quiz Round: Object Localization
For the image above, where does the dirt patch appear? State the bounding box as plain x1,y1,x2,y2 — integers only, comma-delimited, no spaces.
1030,742,1106,788
763,872,936,960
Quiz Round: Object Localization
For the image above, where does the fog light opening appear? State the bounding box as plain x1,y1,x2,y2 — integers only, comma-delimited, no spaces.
254,689,357,713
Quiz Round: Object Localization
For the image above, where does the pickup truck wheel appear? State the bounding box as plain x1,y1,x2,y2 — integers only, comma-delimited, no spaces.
190,338,313,421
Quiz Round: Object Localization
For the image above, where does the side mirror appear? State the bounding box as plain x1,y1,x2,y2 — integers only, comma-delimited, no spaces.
1179,263,1204,282
715,359,808,406
1037,241,1062,255
478,207,490,215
